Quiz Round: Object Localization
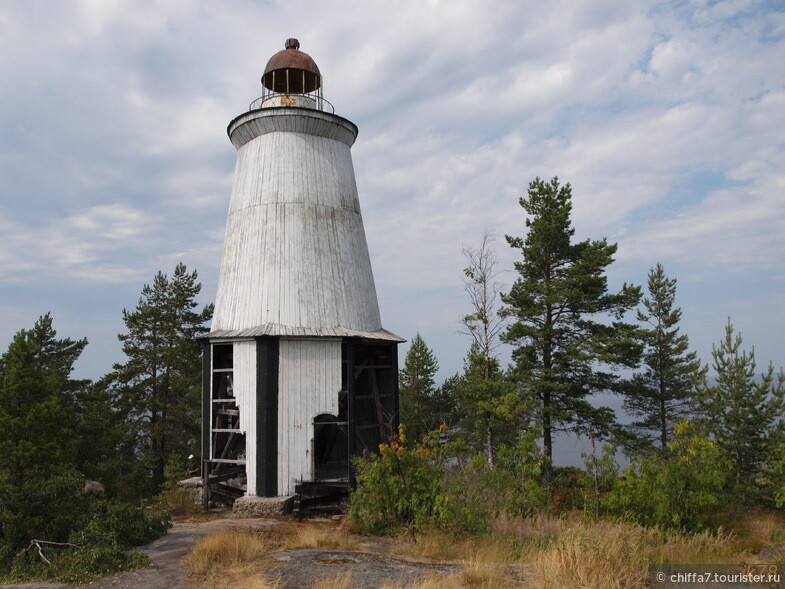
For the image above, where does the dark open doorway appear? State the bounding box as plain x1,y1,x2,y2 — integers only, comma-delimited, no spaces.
313,413,349,481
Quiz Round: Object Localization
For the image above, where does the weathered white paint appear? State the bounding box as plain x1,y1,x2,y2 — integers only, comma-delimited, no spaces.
212,108,382,334
277,338,342,496
233,340,257,495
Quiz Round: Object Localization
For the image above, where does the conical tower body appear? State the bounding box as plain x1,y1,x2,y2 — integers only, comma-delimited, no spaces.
201,39,401,506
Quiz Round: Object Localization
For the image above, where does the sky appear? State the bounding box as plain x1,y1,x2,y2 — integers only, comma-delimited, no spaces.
1,0,784,397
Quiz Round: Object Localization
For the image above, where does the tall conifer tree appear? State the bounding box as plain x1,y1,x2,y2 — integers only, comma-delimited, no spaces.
698,321,785,500
623,263,702,452
108,263,212,493
399,333,443,441
502,177,641,480
454,343,523,467
0,315,87,557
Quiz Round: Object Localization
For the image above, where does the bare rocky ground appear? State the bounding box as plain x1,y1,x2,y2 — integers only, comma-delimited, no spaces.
1,515,535,589
268,549,461,588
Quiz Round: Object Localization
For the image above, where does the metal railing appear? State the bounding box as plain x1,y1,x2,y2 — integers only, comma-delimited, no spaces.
249,90,335,114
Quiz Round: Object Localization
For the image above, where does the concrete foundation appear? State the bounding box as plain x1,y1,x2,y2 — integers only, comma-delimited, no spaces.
177,477,204,506
233,495,294,516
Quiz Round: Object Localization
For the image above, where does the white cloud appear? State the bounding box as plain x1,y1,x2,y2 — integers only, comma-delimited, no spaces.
0,204,158,284
0,0,784,380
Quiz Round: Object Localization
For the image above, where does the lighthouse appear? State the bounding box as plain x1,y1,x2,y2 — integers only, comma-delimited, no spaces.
200,39,402,509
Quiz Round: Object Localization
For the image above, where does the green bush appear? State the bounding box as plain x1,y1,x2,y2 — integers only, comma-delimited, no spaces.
349,427,550,537
51,546,150,584
349,426,449,536
0,498,170,585
2,542,150,585
439,455,501,535
605,421,726,531
0,470,88,552
550,466,592,512
152,453,202,516
73,500,171,547
441,434,549,528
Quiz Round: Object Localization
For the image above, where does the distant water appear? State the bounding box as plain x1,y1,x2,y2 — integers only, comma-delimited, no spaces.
550,392,632,469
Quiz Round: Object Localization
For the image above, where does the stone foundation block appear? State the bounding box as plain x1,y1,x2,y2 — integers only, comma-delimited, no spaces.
177,477,204,505
233,495,294,516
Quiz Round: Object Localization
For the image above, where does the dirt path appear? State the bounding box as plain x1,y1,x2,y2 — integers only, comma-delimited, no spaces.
0,518,280,589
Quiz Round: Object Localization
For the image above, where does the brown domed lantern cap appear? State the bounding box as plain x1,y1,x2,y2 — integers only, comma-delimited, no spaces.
262,38,322,94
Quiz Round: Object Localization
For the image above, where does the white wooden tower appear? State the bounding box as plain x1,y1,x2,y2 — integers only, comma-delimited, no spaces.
201,39,402,504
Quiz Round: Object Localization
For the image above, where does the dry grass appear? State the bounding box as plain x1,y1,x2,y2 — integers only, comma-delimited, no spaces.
285,522,361,551
392,533,522,588
184,513,760,589
647,526,735,565
488,512,738,589
750,511,785,542
186,530,272,573
534,519,649,589
185,522,365,589
381,571,515,589
393,533,517,564
719,509,785,562
309,573,355,588
381,580,454,589
185,530,279,589
456,560,516,588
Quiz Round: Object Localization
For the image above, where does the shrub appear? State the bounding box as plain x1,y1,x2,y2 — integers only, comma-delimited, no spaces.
0,470,88,556
763,439,785,509
605,421,726,531
349,426,449,536
73,500,171,547
350,426,551,537
2,536,153,585
550,466,592,512
440,435,548,533
51,545,150,584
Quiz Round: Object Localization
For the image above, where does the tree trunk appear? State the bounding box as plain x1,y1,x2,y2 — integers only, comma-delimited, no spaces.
660,397,667,454
485,426,495,469
542,391,553,483
589,426,600,518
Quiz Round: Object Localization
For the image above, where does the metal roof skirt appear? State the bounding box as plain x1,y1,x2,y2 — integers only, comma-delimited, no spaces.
199,324,405,342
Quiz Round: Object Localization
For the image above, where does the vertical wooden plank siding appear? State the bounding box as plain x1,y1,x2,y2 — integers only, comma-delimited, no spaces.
233,340,257,494
277,338,342,496
212,111,382,334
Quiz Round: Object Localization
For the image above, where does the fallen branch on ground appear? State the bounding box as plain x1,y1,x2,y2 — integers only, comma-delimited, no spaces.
22,539,80,565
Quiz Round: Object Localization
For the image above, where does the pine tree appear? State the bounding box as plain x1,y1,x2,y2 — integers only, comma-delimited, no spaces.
399,333,444,441
0,315,87,558
697,320,785,500
502,177,641,480
623,263,702,453
72,379,127,495
107,263,212,493
453,343,524,467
